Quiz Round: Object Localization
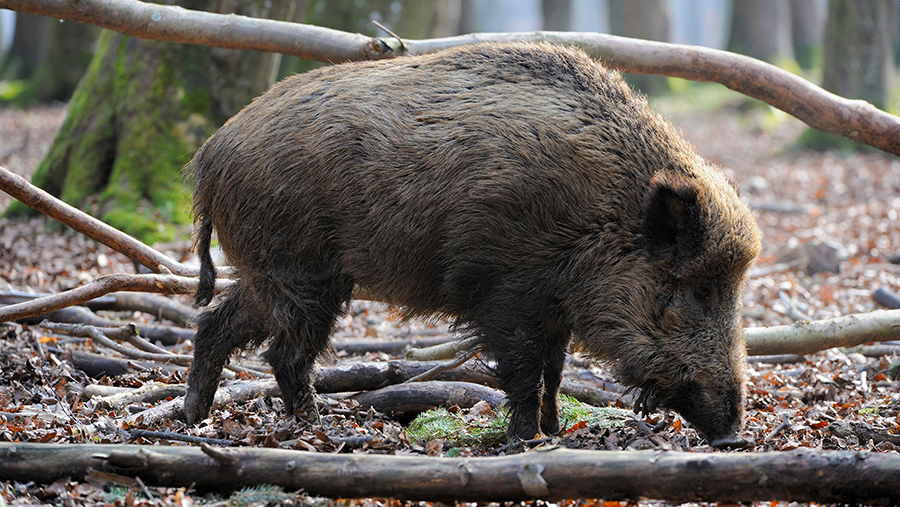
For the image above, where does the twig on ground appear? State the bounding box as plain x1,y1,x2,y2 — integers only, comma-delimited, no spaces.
129,429,233,446
404,347,480,383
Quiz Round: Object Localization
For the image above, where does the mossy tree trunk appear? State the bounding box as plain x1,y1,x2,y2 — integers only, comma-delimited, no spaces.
7,0,294,244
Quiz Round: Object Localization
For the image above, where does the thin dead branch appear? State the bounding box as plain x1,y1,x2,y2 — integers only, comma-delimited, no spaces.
93,382,187,410
85,292,198,326
41,321,193,364
0,273,234,323
129,429,233,446
0,166,197,276
404,348,480,383
348,381,505,413
406,336,480,361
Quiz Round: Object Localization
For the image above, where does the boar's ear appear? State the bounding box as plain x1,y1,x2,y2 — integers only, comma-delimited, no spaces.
642,171,706,258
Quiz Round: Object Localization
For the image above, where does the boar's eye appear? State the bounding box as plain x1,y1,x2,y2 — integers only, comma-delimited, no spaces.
693,284,711,304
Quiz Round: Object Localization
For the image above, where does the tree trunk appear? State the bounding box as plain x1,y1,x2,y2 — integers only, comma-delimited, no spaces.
800,0,895,150
5,0,294,244
790,0,825,69
0,13,51,80
542,0,573,31
608,0,670,94
0,14,99,104
727,0,795,64
822,0,894,109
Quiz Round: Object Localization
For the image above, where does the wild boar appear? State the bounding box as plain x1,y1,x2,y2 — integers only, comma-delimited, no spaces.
183,42,761,447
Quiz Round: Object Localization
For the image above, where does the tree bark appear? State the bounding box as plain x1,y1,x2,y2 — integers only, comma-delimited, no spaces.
541,0,572,31
2,0,897,156
0,13,51,79
802,0,896,150
1,443,898,503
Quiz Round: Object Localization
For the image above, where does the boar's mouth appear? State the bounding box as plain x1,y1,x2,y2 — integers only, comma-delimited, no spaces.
633,384,661,417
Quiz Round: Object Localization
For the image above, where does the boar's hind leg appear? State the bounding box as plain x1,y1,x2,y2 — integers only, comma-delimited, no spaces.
259,271,352,424
185,281,265,425
481,318,569,440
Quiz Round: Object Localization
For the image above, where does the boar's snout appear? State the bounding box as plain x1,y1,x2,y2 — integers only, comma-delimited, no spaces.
664,380,747,448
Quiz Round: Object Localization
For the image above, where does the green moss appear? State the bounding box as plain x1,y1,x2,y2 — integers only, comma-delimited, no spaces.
182,89,212,115
406,396,632,448
407,407,509,447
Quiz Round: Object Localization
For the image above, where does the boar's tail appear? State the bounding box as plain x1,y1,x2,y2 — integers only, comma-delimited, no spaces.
194,213,216,307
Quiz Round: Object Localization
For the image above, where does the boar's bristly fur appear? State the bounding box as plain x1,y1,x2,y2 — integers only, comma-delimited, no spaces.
185,42,761,446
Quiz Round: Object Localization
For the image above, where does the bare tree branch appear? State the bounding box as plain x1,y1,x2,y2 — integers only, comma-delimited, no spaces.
744,309,900,356
2,0,898,155
1,442,898,503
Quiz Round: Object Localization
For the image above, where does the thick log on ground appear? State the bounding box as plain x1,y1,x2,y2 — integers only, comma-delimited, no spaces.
0,443,897,503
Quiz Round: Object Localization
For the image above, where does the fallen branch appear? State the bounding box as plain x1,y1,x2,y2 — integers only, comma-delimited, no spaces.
560,378,634,407
348,381,504,413
128,429,233,446
84,292,198,326
2,0,898,155
333,335,452,356
48,323,261,379
92,381,187,410
0,273,234,323
1,443,897,503
744,309,900,356
314,360,498,393
406,336,480,361
42,322,193,364
68,349,189,378
828,420,900,447
404,348,480,383
0,166,198,276
13,303,194,345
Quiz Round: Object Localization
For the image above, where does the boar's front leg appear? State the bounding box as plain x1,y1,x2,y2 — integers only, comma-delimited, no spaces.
539,341,567,435
479,312,570,440
185,281,265,425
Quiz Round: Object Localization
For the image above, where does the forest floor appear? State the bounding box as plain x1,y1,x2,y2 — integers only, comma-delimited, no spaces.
1,87,899,507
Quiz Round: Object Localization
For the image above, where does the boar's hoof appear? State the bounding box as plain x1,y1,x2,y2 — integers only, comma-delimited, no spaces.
183,391,211,426
287,389,321,425
507,414,541,441
709,434,752,449
184,395,209,426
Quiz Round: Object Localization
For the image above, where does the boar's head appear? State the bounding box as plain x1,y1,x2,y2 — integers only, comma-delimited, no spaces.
573,168,761,448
